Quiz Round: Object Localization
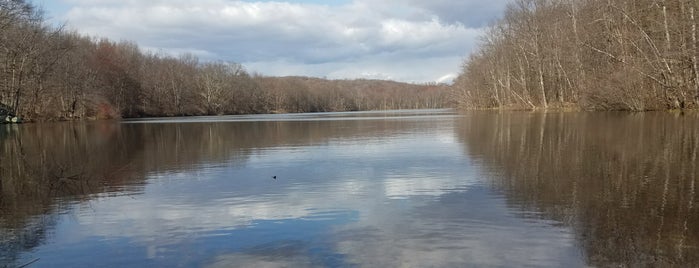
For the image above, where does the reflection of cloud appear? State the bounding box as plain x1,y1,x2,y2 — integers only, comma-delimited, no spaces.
77,170,471,243
207,253,313,268
334,188,584,267
74,129,474,247
336,227,579,267
383,174,471,199
45,119,583,266
206,241,315,268
78,193,315,241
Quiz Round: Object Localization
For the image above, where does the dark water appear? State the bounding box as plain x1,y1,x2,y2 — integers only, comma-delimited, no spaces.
1,110,697,267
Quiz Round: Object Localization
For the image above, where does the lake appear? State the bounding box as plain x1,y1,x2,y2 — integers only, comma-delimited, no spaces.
1,110,697,267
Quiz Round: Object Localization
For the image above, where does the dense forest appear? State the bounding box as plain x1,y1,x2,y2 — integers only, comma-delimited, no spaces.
455,0,699,111
0,0,450,121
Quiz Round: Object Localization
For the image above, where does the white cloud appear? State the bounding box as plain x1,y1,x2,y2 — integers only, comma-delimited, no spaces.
244,55,465,83
49,0,496,83
362,0,511,27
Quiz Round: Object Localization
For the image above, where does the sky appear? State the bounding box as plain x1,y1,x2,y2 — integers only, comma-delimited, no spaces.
38,0,509,83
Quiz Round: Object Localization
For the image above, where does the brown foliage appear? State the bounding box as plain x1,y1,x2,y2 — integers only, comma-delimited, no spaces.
254,76,452,113
455,0,699,111
0,1,453,121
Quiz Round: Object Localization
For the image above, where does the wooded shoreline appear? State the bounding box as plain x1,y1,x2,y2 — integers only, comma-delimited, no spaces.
0,1,451,122
5,0,699,124
454,0,699,111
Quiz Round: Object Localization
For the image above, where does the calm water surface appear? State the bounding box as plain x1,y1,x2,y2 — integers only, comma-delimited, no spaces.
1,110,697,267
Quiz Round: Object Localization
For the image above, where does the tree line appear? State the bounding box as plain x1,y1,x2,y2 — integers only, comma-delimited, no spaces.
455,0,699,111
0,0,451,121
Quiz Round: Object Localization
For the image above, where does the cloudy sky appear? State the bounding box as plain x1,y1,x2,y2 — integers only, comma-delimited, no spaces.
39,0,509,83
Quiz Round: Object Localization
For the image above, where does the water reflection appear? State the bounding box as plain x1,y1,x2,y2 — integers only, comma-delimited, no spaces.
456,111,699,267
3,110,500,267
5,110,691,267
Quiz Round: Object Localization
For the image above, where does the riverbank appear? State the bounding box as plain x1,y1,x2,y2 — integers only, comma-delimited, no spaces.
457,103,698,113
454,0,699,112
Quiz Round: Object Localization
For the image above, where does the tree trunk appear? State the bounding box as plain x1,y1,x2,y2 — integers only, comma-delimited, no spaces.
662,3,671,53
570,0,583,102
692,7,699,103
533,21,548,109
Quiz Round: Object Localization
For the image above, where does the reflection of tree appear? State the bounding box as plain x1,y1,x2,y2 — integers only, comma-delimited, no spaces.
0,115,429,264
456,112,699,266
0,122,141,264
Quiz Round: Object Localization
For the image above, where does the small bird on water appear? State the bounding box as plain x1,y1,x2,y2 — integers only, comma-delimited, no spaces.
272,176,277,180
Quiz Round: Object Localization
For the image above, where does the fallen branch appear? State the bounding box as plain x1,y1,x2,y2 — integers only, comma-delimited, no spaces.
17,258,40,268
